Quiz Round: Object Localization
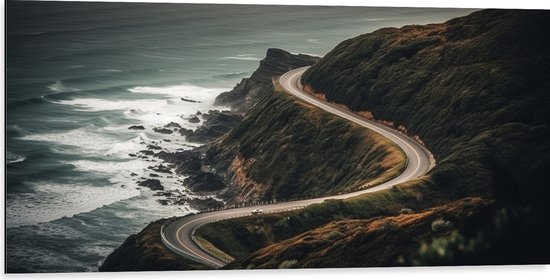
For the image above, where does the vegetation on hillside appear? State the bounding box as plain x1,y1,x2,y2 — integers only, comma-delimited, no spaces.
198,9,550,267
205,89,405,203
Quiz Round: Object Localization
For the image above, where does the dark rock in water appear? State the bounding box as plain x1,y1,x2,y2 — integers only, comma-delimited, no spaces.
130,173,138,177
153,191,173,197
181,97,200,103
147,144,162,150
149,173,160,178
185,110,243,143
140,150,155,156
153,127,173,134
164,122,182,128
188,197,225,211
215,48,319,112
188,116,201,123
179,128,193,138
157,150,203,175
138,179,164,191
163,139,171,142
196,111,203,115
148,164,172,174
157,199,169,206
128,125,145,130
128,153,137,157
183,172,226,192
173,198,189,205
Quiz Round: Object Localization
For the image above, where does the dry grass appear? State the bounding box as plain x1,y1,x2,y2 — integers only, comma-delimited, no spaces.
193,236,236,263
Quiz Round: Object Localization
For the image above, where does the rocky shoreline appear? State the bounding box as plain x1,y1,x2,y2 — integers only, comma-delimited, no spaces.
99,49,319,271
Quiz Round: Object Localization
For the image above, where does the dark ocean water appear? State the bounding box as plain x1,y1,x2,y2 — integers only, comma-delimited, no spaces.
5,0,475,272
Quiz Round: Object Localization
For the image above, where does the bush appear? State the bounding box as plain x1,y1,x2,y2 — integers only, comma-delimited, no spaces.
431,218,453,233
278,259,298,269
325,230,345,240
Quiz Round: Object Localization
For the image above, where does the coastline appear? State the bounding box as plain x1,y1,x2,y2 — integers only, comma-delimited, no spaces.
99,48,320,271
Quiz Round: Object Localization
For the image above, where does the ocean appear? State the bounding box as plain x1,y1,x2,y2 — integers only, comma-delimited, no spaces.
5,0,475,272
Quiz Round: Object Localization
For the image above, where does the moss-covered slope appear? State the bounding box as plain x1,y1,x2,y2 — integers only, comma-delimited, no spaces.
205,89,405,204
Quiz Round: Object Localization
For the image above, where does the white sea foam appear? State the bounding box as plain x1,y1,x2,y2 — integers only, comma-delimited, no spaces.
6,182,140,228
6,151,26,164
15,82,227,230
137,53,188,61
104,135,147,156
364,18,389,21
21,127,119,155
99,69,123,72
54,84,229,129
218,55,261,61
69,159,147,176
55,98,172,112
48,80,76,93
127,83,226,99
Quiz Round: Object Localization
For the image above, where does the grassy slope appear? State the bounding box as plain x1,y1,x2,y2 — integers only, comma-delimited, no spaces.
197,10,550,268
205,88,405,203
232,197,491,268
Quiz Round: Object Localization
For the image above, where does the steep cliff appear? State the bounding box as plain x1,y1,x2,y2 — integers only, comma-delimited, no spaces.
216,48,319,112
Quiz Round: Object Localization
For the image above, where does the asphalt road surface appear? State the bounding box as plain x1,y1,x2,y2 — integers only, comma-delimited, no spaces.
161,66,434,268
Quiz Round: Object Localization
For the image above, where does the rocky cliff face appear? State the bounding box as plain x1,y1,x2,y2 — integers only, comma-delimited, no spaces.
215,48,318,112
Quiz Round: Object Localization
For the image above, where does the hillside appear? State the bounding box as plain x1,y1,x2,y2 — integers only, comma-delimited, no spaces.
162,48,406,205
197,9,550,267
99,219,209,271
104,9,550,269
302,9,550,201
205,90,405,204
102,48,406,269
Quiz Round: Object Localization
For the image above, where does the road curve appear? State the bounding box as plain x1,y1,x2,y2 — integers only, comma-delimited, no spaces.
161,66,435,268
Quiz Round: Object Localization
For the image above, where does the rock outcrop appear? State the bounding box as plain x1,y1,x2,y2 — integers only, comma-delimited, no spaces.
137,179,164,191
215,48,319,112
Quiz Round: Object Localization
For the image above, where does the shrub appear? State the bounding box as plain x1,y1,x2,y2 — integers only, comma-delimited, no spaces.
431,218,453,233
325,230,345,240
278,259,298,269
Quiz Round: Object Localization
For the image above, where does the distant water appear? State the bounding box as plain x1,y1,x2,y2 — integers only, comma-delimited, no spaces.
5,0,475,272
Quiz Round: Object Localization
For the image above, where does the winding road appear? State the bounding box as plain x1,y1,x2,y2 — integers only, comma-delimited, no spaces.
161,66,434,268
